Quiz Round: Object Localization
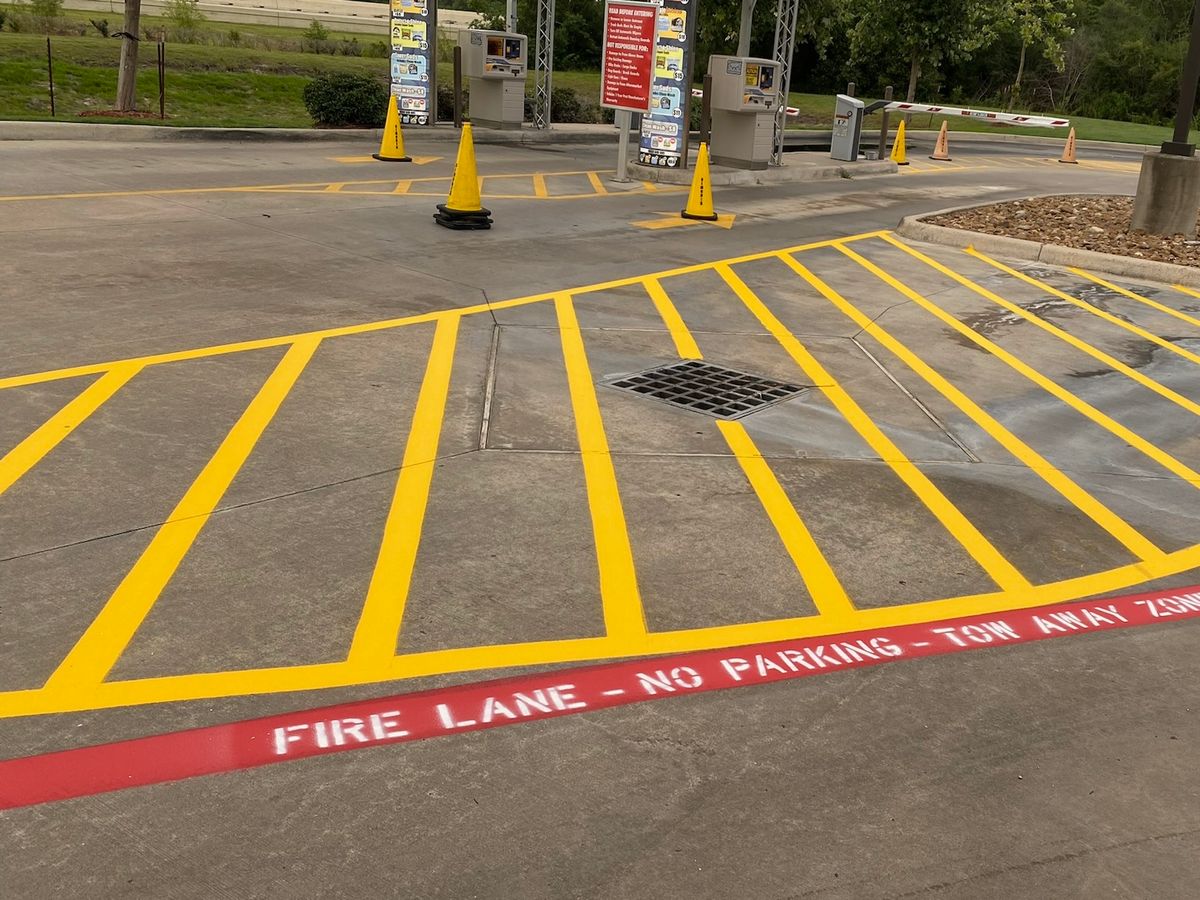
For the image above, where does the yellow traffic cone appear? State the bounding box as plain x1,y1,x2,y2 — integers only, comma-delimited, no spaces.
1059,127,1078,164
890,120,909,166
681,142,718,221
434,122,492,230
929,121,952,161
373,95,412,162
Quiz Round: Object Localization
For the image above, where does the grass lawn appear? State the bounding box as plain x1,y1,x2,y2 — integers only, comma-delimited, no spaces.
2,33,1193,143
1,32,386,126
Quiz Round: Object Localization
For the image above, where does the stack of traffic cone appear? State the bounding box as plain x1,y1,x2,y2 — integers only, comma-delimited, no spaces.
434,122,492,230
890,120,909,166
373,95,412,162
929,121,952,161
681,142,719,221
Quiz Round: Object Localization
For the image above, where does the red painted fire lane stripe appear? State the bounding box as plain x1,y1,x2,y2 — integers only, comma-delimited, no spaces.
4,585,1200,810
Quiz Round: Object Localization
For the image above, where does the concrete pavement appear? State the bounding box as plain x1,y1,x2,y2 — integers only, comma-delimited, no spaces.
1,136,1198,898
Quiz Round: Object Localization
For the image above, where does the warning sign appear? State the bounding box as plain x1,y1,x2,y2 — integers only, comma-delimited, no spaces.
600,1,657,113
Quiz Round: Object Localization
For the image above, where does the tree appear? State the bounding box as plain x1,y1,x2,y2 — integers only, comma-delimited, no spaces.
845,0,1009,102
1005,0,1076,107
116,0,141,111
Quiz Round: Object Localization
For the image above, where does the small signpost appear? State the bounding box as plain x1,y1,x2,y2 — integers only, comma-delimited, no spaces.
600,0,656,182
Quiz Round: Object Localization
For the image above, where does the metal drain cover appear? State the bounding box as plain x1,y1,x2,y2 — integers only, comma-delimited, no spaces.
604,360,807,419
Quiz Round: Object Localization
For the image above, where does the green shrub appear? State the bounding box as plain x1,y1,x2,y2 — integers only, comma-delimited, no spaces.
301,18,330,51
363,40,389,59
438,82,467,120
28,0,63,18
518,86,604,124
164,0,205,29
303,72,389,127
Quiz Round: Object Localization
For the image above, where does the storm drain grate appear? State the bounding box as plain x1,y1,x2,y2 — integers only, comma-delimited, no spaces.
604,360,807,419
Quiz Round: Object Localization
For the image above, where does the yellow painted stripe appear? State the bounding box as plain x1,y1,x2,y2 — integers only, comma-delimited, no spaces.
0,232,889,393
640,179,659,192
715,263,1031,593
586,171,609,195
0,364,140,497
44,338,320,689
969,250,1200,368
323,182,347,193
811,247,1162,561
1069,268,1200,331
392,180,412,195
884,235,1200,417
717,420,858,623
1173,283,1200,301
556,294,648,645
864,238,1200,486
0,170,623,203
645,280,857,621
644,278,701,358
347,317,460,668
532,174,549,198
10,538,1199,718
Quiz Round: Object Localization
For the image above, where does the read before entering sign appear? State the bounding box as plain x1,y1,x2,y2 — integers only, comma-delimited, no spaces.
600,0,657,113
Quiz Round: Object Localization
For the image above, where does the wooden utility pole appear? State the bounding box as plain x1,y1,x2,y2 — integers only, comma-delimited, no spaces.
116,0,142,111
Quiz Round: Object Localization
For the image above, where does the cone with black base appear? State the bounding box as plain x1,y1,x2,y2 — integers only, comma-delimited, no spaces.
890,120,909,165
681,142,719,222
929,121,952,160
1059,127,1078,164
373,95,412,162
434,122,493,230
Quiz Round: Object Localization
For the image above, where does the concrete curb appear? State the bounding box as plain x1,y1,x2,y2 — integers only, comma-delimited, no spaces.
0,121,620,145
633,158,896,187
896,197,1200,288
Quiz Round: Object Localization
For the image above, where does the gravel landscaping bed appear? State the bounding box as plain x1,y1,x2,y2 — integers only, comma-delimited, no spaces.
927,195,1200,268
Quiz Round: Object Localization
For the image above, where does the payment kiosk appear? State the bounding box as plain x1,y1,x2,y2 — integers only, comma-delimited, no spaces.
707,55,780,170
460,30,528,130
830,94,864,161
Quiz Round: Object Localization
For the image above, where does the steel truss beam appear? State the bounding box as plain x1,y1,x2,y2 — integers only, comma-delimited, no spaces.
533,0,556,129
771,0,800,165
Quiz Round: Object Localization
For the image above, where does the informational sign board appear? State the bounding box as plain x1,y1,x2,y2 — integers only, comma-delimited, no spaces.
600,1,657,113
637,0,697,168
389,0,436,126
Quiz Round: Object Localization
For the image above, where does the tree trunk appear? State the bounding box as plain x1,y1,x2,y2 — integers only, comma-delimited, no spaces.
116,0,141,112
1009,41,1027,111
905,50,920,125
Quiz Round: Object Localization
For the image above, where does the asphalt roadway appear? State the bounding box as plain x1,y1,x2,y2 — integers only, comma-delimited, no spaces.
1,133,1198,898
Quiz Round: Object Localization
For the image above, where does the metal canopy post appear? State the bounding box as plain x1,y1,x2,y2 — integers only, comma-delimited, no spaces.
1163,0,1200,155
533,0,555,129
770,0,800,165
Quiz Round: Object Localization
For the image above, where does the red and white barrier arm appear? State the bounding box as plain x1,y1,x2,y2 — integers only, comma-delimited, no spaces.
885,102,1069,128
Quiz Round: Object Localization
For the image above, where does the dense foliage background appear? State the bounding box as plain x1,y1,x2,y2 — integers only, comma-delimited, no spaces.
437,0,1199,125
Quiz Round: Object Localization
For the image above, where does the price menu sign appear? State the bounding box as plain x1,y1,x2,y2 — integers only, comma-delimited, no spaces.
600,1,657,113
637,0,696,168
389,0,436,126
